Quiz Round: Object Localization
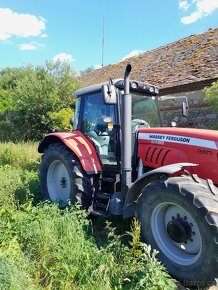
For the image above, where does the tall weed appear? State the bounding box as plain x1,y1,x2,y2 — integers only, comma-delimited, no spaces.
0,165,39,209
0,142,40,170
0,203,176,290
0,142,176,289
0,238,39,290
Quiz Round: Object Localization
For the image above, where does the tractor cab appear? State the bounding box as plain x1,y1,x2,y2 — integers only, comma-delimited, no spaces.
73,79,160,170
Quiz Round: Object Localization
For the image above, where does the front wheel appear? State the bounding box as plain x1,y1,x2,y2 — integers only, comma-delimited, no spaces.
40,143,97,208
136,175,218,286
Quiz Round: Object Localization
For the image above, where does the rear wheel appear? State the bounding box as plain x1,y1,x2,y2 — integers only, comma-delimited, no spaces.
136,175,218,286
40,143,97,208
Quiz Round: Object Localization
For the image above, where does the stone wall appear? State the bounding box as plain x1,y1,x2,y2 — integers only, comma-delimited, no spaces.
159,90,217,129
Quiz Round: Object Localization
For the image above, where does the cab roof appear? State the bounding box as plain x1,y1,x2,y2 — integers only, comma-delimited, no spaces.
73,79,159,97
72,79,122,97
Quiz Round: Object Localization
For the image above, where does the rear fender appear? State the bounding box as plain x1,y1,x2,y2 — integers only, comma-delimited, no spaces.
123,162,198,218
38,131,102,174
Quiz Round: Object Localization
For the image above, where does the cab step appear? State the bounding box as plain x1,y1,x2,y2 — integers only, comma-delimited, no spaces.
90,191,111,218
90,208,110,218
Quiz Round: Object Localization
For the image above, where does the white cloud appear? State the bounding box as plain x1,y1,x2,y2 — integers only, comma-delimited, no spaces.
94,64,102,69
19,44,37,51
40,33,48,38
53,53,75,63
18,42,45,51
0,8,46,41
179,0,218,24
181,10,201,24
197,0,218,14
179,0,190,10
122,50,143,61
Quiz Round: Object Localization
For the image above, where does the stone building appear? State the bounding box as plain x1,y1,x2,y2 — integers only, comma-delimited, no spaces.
79,27,218,129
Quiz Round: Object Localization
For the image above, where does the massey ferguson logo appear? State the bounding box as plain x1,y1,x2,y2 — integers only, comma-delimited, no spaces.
139,132,218,150
149,134,190,144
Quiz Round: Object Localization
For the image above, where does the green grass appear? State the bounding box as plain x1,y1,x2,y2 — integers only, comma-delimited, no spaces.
0,142,40,170
0,142,177,290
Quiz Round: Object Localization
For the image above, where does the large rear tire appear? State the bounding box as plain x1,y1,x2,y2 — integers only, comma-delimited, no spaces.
136,175,218,286
40,143,97,208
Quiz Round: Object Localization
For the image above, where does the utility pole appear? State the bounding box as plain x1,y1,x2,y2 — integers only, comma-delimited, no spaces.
101,13,104,67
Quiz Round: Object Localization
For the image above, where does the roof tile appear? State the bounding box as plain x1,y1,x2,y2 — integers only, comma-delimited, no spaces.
79,28,218,91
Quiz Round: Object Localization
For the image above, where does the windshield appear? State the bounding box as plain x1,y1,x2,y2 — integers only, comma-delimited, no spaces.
132,93,161,128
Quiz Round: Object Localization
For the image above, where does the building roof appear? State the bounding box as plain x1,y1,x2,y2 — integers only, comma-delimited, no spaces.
79,28,218,95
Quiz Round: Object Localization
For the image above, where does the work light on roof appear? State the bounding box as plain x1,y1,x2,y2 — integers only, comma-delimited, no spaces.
149,86,155,93
131,82,138,89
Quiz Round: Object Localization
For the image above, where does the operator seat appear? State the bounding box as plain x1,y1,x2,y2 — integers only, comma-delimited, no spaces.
86,117,110,156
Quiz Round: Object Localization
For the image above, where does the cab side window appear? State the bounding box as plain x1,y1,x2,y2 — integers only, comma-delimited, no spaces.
81,92,117,166
73,97,81,130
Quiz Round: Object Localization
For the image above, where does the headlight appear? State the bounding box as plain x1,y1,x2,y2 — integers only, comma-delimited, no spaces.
149,86,155,93
155,87,159,94
131,82,138,89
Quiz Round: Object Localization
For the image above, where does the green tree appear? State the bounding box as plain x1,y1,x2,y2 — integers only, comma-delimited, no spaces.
204,79,218,129
0,67,23,141
80,66,95,75
45,61,80,108
0,62,82,141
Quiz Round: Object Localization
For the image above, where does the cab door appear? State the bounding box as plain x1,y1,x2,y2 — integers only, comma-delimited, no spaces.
79,91,119,167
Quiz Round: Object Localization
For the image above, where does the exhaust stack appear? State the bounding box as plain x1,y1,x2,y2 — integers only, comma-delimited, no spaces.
121,64,132,195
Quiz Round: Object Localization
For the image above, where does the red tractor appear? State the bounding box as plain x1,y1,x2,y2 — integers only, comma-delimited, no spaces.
38,64,218,285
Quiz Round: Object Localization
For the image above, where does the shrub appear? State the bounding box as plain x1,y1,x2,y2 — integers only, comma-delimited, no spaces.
204,79,218,112
204,79,218,129
49,107,73,132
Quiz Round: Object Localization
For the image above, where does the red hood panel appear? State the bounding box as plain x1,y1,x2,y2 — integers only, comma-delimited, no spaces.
138,127,218,143
137,127,218,184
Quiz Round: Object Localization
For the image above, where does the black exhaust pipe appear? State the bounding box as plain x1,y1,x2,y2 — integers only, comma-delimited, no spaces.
121,64,132,196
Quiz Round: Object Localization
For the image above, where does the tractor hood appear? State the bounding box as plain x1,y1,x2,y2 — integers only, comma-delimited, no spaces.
137,127,218,185
138,127,218,148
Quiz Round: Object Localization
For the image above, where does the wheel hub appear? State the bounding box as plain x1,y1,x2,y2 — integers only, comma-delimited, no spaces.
60,177,67,188
47,160,71,202
151,202,202,265
167,217,192,243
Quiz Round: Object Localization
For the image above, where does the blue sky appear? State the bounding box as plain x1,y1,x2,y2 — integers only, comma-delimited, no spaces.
0,0,218,73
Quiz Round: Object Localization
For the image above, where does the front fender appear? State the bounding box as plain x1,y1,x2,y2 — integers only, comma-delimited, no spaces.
38,131,102,174
123,162,198,218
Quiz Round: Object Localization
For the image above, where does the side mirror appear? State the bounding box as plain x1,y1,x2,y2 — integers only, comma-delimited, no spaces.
182,101,189,117
102,79,117,104
70,116,74,127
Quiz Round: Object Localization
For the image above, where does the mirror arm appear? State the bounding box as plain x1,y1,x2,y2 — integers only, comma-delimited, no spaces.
107,78,113,95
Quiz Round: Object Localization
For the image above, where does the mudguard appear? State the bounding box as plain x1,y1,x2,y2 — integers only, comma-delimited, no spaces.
123,162,198,218
38,131,102,174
